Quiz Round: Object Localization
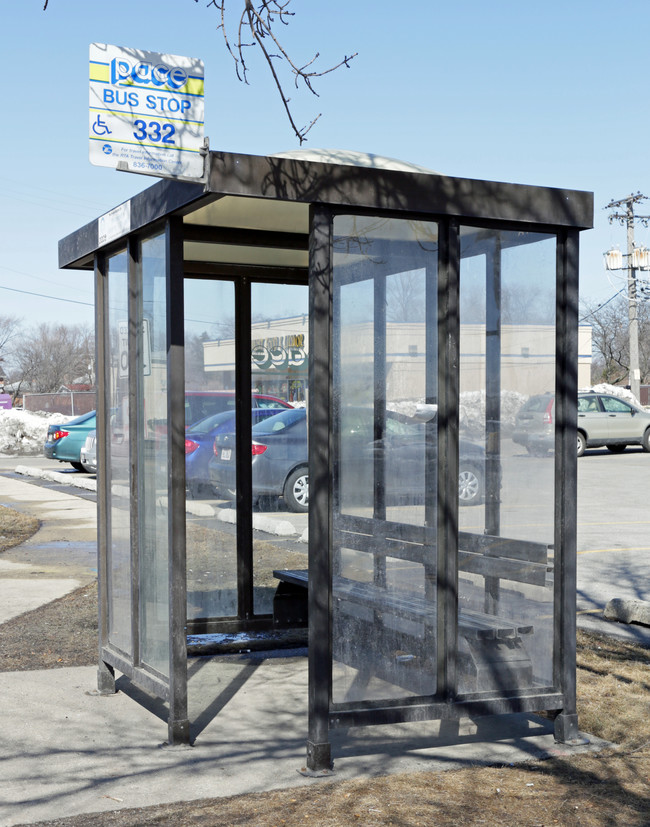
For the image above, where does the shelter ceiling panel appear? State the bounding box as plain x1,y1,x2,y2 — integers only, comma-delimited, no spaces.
183,195,309,234
183,241,308,268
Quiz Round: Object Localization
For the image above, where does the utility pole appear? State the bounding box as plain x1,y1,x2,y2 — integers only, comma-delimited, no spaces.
604,193,650,402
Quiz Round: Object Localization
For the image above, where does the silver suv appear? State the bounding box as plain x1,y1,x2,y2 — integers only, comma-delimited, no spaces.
576,392,650,456
513,392,650,457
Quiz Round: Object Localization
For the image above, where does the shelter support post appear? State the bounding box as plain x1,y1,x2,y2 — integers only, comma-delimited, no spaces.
305,204,333,774
553,230,587,745
95,251,116,696
166,217,190,745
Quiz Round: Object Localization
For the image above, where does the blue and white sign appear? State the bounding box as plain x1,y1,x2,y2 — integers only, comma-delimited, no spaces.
89,43,205,179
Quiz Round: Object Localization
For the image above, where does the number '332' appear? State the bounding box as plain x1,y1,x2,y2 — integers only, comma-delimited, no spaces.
133,120,176,144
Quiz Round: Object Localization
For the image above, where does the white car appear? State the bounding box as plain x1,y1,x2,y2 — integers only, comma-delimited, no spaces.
80,430,97,474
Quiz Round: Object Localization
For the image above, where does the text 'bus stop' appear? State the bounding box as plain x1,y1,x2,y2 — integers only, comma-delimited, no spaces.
59,150,593,773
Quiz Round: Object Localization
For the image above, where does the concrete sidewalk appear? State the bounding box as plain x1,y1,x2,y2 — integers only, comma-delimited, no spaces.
0,657,607,827
0,468,607,827
0,471,97,623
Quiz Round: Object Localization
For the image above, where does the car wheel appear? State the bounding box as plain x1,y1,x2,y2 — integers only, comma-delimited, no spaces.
187,480,205,499
70,461,86,472
643,429,650,453
283,467,309,512
526,445,549,457
577,432,586,457
607,444,626,454
458,466,483,506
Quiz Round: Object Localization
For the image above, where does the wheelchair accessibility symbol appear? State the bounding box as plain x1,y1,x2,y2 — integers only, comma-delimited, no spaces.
92,114,112,136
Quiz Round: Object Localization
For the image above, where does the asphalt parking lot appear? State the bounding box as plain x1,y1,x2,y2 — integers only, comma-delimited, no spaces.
3,443,650,644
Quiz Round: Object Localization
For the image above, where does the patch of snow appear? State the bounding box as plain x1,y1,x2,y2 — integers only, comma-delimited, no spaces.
0,409,71,456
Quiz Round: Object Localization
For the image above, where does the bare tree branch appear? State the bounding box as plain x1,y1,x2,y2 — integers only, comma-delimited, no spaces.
207,0,357,143
581,294,650,385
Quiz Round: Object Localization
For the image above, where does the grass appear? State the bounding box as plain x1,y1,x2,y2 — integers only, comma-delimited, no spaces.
0,503,39,553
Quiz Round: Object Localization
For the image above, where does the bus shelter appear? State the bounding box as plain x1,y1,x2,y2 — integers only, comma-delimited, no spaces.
59,150,593,772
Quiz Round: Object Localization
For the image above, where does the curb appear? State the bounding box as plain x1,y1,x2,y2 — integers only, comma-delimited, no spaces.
14,465,307,542
604,598,650,627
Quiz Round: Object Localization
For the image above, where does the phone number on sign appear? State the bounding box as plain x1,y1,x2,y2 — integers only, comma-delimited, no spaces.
132,161,164,171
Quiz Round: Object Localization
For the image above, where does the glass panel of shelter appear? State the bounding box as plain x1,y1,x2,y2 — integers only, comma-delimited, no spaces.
182,277,309,629
331,215,440,704
104,235,172,680
106,250,131,656
328,217,559,707
457,226,556,696
250,282,308,616
138,233,170,677
184,279,239,625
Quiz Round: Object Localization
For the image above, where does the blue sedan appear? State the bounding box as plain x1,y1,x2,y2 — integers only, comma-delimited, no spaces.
185,408,288,497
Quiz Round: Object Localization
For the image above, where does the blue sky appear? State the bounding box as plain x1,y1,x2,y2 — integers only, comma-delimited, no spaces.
2,0,649,328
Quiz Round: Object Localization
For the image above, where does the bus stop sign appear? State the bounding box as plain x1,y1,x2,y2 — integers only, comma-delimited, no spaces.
89,43,205,180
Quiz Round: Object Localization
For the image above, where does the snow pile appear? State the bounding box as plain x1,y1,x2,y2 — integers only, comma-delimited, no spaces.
388,391,528,434
0,382,643,457
0,409,71,456
460,390,528,436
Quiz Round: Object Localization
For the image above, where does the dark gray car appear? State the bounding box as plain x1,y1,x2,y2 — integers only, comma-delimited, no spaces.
210,407,487,512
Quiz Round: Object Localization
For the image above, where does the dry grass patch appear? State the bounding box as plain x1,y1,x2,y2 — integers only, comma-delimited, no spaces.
0,503,39,552
576,629,650,751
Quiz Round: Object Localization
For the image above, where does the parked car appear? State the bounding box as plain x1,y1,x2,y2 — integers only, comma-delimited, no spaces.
210,407,309,511
184,391,292,427
80,430,97,474
185,407,290,497
209,407,487,513
512,393,555,456
513,391,650,456
44,411,97,471
576,392,650,456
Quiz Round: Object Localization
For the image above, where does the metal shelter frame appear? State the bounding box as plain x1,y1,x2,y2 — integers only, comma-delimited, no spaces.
59,150,593,772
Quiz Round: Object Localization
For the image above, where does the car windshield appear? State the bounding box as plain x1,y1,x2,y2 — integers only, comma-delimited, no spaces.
522,396,553,412
252,407,305,434
187,411,235,433
341,407,423,439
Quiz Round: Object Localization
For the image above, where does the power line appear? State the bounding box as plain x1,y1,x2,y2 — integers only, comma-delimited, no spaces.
579,288,626,322
0,284,93,307
0,264,94,298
